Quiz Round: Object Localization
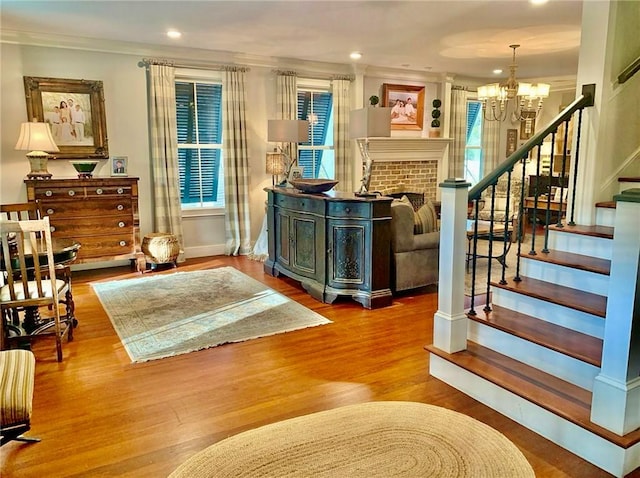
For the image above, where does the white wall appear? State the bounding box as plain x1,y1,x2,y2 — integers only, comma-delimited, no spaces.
3,43,448,266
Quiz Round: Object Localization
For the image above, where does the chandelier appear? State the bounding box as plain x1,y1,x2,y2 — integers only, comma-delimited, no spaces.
477,44,550,122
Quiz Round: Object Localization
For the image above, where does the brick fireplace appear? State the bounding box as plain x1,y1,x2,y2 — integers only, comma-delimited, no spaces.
364,138,450,201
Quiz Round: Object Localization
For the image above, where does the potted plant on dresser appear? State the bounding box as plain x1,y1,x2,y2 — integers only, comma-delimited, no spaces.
429,98,442,138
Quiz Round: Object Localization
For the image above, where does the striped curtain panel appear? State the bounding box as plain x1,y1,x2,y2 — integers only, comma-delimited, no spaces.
481,117,501,176
276,72,298,162
147,64,185,254
449,87,469,179
223,68,252,256
331,78,352,192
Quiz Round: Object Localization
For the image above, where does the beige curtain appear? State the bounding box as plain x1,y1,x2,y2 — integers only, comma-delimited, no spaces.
276,72,298,162
449,87,468,179
331,78,352,192
223,67,252,256
481,118,501,176
147,64,184,252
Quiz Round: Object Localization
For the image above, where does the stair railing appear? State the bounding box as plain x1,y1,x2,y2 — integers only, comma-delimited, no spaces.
466,84,595,316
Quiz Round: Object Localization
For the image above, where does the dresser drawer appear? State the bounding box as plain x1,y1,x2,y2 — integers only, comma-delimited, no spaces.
41,199,133,218
49,216,133,237
275,194,324,215
327,201,369,219
74,234,136,260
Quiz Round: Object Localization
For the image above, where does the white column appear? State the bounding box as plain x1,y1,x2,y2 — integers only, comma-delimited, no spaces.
433,178,470,353
591,192,640,434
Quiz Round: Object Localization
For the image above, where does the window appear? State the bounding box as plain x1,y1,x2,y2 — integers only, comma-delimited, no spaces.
464,100,483,186
297,80,334,179
175,78,224,209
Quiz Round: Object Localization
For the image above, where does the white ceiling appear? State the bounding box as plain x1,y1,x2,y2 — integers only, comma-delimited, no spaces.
1,0,583,84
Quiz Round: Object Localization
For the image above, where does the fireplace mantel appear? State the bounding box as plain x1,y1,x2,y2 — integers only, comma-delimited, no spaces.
367,137,451,162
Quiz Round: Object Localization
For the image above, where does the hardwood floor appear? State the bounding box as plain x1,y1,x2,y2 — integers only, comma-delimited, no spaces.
0,255,620,477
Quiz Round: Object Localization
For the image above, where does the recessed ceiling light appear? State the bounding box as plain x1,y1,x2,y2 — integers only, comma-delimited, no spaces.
167,29,182,39
493,69,503,75
350,52,362,60
530,0,549,4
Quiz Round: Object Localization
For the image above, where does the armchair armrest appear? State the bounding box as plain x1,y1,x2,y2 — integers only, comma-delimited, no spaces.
413,231,440,250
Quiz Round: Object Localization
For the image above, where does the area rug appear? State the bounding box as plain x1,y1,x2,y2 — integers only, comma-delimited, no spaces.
91,267,331,363
169,401,535,478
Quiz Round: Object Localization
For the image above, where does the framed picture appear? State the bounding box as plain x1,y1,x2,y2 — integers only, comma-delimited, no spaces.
381,83,425,131
288,166,304,181
23,76,109,160
519,112,536,140
506,129,518,156
111,156,128,176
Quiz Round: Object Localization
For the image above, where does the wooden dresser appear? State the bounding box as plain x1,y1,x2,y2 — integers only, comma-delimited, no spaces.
25,177,144,271
264,187,393,309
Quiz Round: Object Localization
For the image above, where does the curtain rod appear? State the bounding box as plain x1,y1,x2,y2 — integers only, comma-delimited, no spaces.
272,69,354,82
138,58,250,72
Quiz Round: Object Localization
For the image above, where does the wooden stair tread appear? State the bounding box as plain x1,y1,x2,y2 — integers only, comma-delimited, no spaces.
548,223,614,239
519,249,611,275
492,277,607,318
595,200,616,209
468,304,603,366
426,342,640,448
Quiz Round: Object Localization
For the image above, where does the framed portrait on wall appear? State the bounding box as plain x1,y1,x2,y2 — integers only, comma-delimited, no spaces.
23,76,109,160
381,83,425,131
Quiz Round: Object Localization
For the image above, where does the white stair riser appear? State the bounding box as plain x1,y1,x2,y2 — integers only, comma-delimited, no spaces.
596,207,616,227
520,258,609,296
619,182,638,193
548,230,612,260
468,321,599,390
492,288,605,338
429,355,639,478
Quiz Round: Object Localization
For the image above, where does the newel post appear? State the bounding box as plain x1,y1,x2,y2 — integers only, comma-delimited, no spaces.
591,189,640,435
433,178,471,353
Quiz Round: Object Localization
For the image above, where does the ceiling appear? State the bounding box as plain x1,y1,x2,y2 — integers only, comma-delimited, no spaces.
1,0,583,85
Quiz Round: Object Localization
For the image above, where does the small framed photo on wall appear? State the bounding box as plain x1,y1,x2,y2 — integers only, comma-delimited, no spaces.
506,129,518,156
519,112,536,140
111,156,128,176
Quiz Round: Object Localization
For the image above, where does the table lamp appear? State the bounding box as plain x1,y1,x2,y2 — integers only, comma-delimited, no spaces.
265,149,286,186
350,107,391,196
15,121,59,179
267,119,309,187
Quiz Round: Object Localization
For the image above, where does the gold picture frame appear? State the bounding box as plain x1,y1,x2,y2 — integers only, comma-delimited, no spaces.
381,83,424,131
23,76,109,160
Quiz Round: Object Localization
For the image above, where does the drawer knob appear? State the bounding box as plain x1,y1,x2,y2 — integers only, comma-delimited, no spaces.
117,204,124,211
117,188,124,194
45,190,52,197
47,208,54,215
96,188,103,195
119,240,126,247
68,190,75,196
50,226,56,232
345,207,351,213
118,221,125,228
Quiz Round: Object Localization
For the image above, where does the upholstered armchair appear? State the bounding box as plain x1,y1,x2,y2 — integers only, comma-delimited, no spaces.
389,199,440,292
475,176,523,241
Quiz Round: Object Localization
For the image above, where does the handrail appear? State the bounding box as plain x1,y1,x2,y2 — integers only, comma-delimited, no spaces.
618,55,640,85
468,84,596,201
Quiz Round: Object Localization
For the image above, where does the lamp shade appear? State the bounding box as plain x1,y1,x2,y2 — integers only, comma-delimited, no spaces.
265,151,285,175
349,107,391,139
15,122,59,153
268,119,309,143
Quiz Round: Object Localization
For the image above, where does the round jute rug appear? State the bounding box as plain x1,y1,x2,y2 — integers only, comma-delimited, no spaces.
169,401,534,477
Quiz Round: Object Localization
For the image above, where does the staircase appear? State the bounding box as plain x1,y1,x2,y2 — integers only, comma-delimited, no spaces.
428,83,640,476
429,181,640,476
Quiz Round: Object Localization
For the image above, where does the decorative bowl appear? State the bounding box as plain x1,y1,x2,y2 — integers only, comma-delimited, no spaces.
70,160,103,178
290,179,339,193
